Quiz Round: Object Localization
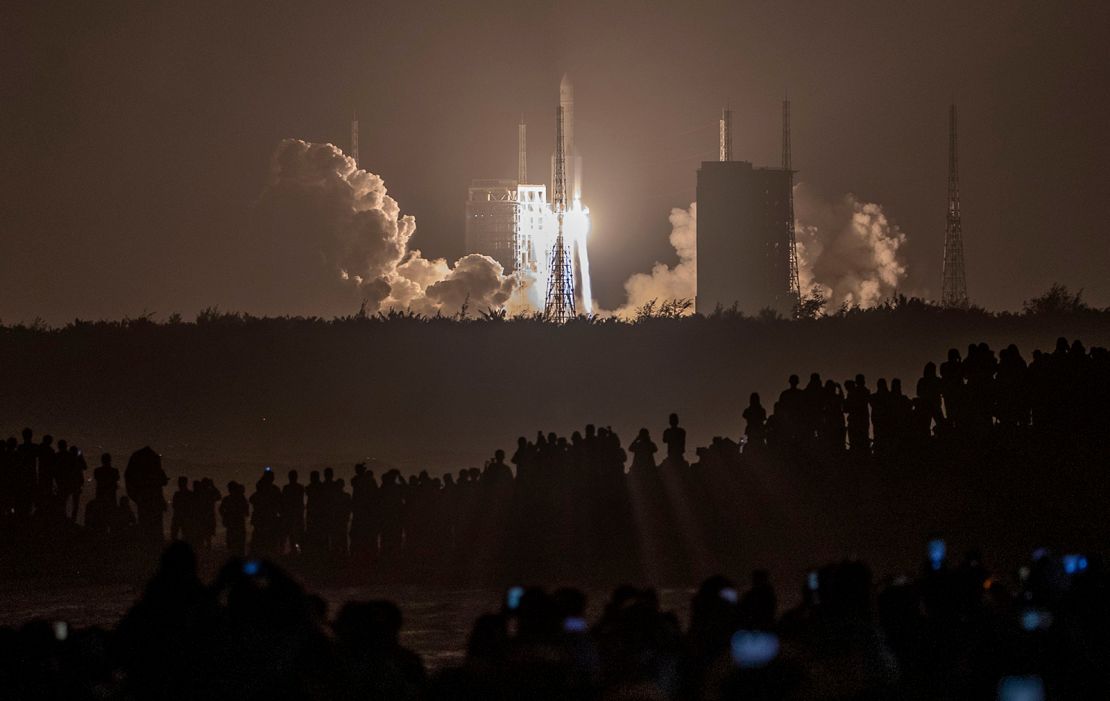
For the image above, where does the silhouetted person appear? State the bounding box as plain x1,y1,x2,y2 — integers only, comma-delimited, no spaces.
350,463,379,560
281,469,305,554
743,393,767,452
305,469,325,555
482,449,513,485
333,600,426,699
801,372,824,444
112,495,137,540
170,476,191,541
628,428,657,475
332,477,351,555
219,481,249,557
870,378,892,453
379,470,405,558
85,452,119,535
93,452,119,503
13,428,37,520
916,361,944,434
195,477,220,550
249,468,282,556
739,569,777,630
845,374,871,453
124,446,169,548
940,348,964,428
662,413,687,468
115,541,219,699
511,436,534,485
56,443,86,521
778,374,805,447
820,380,846,450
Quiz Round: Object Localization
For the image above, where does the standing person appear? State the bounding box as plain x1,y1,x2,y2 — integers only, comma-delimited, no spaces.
86,453,120,535
281,470,305,554
35,435,57,517
320,468,340,554
628,429,658,475
304,470,324,556
916,361,944,435
124,446,169,549
197,478,221,551
378,470,404,560
170,477,192,542
14,429,37,521
349,464,379,561
777,375,805,448
743,393,768,453
249,469,282,557
56,444,87,522
845,375,872,454
219,481,249,557
333,478,352,557
662,413,687,469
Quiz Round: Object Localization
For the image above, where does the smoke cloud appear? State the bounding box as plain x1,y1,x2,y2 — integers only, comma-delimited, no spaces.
794,183,908,312
614,203,697,318
253,139,514,317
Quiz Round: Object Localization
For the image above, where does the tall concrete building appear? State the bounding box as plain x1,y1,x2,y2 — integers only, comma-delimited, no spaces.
464,179,518,271
695,160,794,316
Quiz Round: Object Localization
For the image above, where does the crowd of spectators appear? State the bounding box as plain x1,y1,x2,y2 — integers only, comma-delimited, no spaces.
1,537,1104,699
0,336,1108,697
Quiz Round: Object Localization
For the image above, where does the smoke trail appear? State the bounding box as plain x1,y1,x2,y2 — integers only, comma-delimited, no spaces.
614,203,697,318
794,183,908,312
254,139,514,317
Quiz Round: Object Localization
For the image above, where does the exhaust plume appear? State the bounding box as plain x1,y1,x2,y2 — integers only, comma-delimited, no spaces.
615,203,697,318
254,139,513,317
794,183,908,312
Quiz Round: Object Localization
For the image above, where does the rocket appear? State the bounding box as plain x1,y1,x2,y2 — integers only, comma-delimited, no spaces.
559,74,582,202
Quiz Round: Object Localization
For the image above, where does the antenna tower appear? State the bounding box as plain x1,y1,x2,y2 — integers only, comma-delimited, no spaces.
518,117,527,183
783,98,800,314
942,104,969,307
350,111,359,168
719,108,732,161
544,105,576,323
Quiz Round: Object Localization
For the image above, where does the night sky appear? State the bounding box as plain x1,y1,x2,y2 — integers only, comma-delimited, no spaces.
4,0,1108,321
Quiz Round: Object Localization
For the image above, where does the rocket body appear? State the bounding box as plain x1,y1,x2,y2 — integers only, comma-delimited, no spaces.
560,74,581,201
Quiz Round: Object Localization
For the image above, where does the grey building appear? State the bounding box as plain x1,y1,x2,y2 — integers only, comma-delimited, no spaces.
464,179,518,272
695,161,795,316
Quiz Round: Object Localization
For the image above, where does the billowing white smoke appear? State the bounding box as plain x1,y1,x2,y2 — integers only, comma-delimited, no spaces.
794,183,908,313
614,203,697,318
254,139,513,317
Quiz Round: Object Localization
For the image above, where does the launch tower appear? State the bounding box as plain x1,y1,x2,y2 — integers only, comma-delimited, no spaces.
783,99,800,315
544,105,576,323
942,104,969,308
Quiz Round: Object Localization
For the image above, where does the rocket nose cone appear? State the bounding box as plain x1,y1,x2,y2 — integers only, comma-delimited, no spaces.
560,74,572,99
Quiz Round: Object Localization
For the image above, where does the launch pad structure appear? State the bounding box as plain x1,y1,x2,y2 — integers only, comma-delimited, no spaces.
463,75,590,321
544,105,576,323
942,104,969,308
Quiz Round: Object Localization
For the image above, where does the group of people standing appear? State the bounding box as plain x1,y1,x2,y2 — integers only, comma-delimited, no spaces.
0,337,1107,578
